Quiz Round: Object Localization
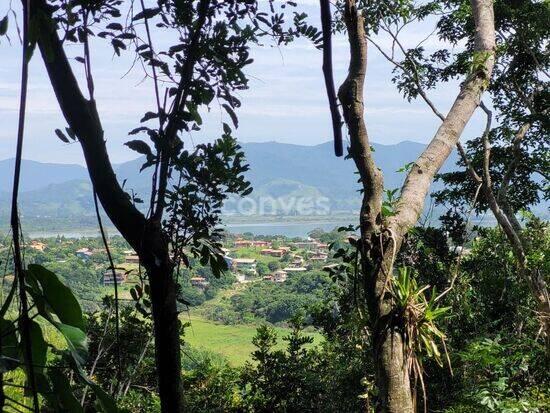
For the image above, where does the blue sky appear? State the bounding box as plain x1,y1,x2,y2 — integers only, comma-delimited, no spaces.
0,0,486,165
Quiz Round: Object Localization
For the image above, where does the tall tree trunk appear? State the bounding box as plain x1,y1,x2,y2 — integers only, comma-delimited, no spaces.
375,329,414,412
338,2,414,409
32,2,184,410
148,260,184,411
336,0,495,410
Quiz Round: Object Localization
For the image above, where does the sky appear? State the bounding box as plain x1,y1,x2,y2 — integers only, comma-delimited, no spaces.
0,1,487,165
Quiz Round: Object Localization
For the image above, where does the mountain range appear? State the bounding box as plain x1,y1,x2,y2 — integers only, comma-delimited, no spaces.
0,140,461,229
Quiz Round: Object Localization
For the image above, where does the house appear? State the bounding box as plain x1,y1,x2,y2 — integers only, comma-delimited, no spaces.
283,267,307,273
260,248,285,258
291,241,319,251
29,241,46,252
102,270,127,286
234,239,271,248
235,273,247,283
290,255,305,267
263,270,287,283
190,277,210,288
251,240,271,248
234,239,253,248
316,243,329,253
272,270,288,283
76,248,93,260
453,246,472,256
310,252,328,262
232,258,257,274
125,254,140,264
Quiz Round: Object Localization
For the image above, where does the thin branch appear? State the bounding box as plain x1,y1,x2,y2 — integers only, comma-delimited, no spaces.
435,182,482,302
479,101,492,188
11,1,39,410
81,303,114,405
93,190,122,391
498,121,531,202
368,24,445,122
456,142,481,183
319,0,343,156
153,0,211,222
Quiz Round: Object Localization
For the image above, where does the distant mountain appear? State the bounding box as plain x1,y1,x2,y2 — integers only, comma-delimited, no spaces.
0,140,461,226
0,158,89,192
241,141,459,211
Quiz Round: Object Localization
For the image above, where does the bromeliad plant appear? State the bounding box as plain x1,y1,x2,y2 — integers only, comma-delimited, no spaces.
389,266,451,411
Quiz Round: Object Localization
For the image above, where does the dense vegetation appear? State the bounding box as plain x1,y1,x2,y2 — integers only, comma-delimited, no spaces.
3,222,546,412
0,0,547,411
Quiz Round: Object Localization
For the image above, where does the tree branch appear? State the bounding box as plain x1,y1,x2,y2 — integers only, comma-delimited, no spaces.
152,0,211,222
338,0,384,237
391,0,496,235
32,0,147,253
320,0,343,157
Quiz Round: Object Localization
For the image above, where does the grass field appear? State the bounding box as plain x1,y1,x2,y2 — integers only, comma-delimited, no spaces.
182,315,322,366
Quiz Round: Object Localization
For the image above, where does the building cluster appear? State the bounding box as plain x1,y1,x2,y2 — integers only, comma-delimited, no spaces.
68,235,332,289
219,237,331,285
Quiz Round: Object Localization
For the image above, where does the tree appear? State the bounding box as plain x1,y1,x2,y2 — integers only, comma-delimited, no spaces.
320,0,495,410
434,0,550,344
22,0,305,410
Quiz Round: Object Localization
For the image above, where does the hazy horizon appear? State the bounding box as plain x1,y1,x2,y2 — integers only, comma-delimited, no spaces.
0,138,428,166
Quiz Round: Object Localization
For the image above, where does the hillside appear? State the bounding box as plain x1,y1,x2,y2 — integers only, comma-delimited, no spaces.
0,140,460,228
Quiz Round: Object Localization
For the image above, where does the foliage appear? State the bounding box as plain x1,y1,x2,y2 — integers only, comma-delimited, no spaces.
1,264,116,412
390,267,450,369
434,0,549,214
214,270,336,324
448,337,549,412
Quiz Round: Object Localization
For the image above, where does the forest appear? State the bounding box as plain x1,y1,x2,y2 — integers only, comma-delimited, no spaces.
0,0,548,412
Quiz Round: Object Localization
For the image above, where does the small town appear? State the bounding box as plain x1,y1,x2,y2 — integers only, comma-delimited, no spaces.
0,230,342,317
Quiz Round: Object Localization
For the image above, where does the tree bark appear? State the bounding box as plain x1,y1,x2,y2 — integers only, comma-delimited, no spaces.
148,252,184,412
32,2,184,411
338,2,413,411
337,0,495,410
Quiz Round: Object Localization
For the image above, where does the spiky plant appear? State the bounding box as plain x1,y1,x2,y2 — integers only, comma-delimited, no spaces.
389,266,451,412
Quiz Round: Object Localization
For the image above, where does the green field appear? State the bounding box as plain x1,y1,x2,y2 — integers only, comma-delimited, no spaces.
182,315,322,366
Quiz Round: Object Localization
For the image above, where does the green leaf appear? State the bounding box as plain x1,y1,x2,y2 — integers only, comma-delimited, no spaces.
0,355,20,373
29,320,48,374
106,22,123,31
0,319,19,372
222,104,238,128
54,322,88,365
125,140,153,157
55,128,70,143
27,264,85,330
133,7,161,21
0,278,17,318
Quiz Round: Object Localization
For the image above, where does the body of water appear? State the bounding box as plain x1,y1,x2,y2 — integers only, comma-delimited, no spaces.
26,215,504,240
27,219,355,239
222,220,354,237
